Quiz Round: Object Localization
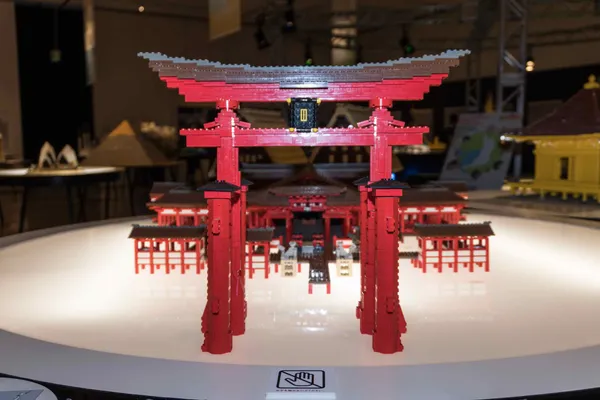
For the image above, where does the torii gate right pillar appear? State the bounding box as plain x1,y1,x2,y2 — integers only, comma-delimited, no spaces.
370,184,407,353
364,99,410,353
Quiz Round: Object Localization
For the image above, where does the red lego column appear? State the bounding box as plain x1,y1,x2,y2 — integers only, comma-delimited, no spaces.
240,179,252,325
369,180,408,354
354,177,375,335
213,102,246,336
200,181,240,354
364,98,411,353
359,99,396,338
343,213,351,237
285,213,293,245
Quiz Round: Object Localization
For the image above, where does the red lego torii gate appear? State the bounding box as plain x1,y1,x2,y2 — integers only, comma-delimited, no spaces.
141,50,469,355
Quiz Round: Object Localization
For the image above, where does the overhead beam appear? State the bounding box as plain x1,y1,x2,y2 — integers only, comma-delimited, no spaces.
496,0,528,181
183,127,428,148
464,0,497,111
160,76,447,103
496,0,528,116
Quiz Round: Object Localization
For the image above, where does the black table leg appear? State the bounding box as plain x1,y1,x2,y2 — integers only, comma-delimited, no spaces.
168,165,178,181
104,181,111,220
18,187,29,233
125,168,135,215
66,185,75,224
76,186,88,222
0,197,4,230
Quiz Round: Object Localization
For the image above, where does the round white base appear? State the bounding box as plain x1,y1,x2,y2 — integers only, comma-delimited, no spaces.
0,214,599,399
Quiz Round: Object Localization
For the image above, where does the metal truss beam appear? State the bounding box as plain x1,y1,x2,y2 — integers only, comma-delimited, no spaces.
496,0,528,116
419,23,600,51
465,51,482,111
464,0,497,111
497,0,528,181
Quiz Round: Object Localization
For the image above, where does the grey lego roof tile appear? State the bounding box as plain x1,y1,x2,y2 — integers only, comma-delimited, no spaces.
138,50,470,70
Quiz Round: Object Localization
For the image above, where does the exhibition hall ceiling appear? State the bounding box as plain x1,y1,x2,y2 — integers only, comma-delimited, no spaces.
13,0,600,51
13,0,470,23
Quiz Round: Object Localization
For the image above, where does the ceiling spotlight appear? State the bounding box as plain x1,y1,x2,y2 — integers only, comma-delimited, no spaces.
525,57,535,72
138,5,145,12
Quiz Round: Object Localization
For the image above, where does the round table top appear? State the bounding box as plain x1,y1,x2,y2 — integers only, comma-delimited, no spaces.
0,166,123,186
0,213,600,400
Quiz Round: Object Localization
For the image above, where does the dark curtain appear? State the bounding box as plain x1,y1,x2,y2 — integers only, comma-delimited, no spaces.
16,4,91,161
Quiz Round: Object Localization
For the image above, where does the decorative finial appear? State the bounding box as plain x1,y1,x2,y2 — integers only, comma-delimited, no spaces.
584,74,599,89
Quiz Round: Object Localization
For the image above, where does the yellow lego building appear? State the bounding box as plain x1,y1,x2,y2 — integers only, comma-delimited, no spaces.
506,75,600,202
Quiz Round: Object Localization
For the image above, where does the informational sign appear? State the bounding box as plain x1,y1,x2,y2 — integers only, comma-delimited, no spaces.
209,0,241,40
267,369,336,399
439,112,522,190
0,378,57,400
277,370,326,390
0,375,196,400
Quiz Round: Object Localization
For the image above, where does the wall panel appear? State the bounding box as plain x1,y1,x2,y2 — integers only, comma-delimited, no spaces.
0,1,22,158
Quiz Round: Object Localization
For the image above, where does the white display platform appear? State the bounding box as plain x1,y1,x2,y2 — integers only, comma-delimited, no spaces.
0,215,600,399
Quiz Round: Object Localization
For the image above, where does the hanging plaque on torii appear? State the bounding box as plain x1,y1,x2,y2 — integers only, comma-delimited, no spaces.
140,50,469,355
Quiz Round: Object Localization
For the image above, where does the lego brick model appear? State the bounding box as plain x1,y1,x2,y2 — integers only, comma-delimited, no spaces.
138,50,469,355
308,256,331,295
506,76,600,202
412,222,495,273
288,98,319,132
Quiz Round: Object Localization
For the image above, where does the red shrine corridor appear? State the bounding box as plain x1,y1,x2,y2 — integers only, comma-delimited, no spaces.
0,214,600,366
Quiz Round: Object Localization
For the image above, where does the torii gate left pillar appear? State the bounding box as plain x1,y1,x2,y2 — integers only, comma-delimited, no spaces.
203,101,248,355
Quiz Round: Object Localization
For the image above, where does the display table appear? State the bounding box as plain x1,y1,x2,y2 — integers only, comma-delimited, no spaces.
0,166,122,232
0,214,600,400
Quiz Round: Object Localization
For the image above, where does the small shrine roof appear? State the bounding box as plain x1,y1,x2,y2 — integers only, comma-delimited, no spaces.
246,190,289,207
150,190,206,207
270,185,346,197
241,178,254,186
353,176,370,187
401,188,466,206
268,164,349,197
328,190,360,206
523,81,600,137
413,222,494,238
139,50,469,86
150,181,188,195
367,179,411,190
198,180,241,192
399,251,419,259
247,183,360,207
423,180,469,193
129,224,207,239
247,227,275,242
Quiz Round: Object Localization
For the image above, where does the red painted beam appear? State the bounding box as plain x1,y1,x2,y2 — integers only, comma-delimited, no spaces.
182,127,427,148
162,75,447,103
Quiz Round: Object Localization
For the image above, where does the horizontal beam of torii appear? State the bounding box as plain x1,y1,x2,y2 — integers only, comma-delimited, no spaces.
182,127,428,148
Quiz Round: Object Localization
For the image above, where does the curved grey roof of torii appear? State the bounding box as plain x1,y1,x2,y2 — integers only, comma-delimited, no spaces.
138,50,470,71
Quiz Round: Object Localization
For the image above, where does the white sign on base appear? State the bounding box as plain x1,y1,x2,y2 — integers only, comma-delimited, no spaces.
267,369,336,400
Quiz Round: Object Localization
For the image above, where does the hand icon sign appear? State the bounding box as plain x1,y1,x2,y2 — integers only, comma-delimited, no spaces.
285,371,315,386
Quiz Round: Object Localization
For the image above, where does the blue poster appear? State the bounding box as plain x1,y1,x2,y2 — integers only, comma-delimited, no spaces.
440,113,521,190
